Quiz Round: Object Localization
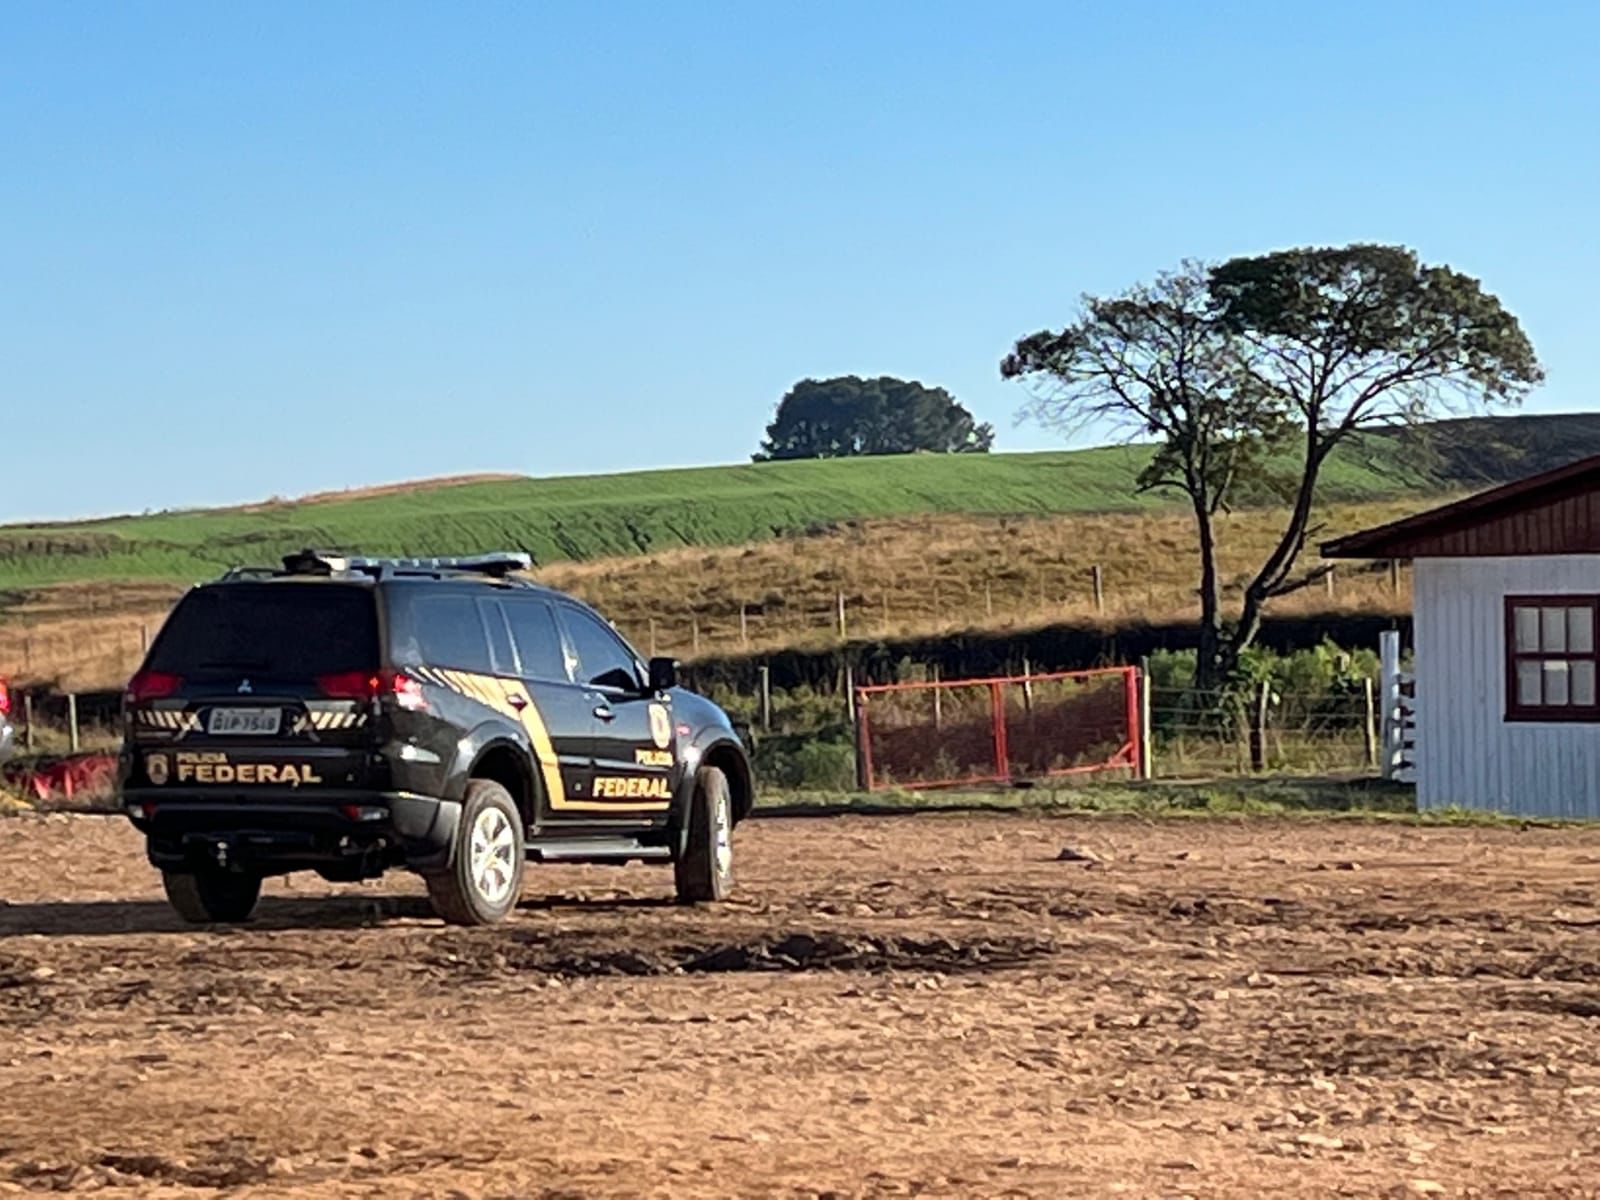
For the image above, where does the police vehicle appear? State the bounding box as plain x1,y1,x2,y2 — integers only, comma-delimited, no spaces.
119,550,754,925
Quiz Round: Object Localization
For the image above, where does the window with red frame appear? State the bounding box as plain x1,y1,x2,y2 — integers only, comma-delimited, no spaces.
1506,596,1600,720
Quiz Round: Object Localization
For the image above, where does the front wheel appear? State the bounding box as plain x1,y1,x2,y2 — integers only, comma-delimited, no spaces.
162,869,263,923
675,765,734,904
424,779,525,926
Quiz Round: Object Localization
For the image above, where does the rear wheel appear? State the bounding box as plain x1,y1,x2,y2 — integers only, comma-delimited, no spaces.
675,765,733,904
162,869,263,923
424,779,525,926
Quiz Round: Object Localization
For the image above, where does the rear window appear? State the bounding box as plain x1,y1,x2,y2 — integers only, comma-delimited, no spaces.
148,584,377,677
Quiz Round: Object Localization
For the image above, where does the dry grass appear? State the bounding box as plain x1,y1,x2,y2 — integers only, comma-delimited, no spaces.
540,498,1422,658
0,498,1422,692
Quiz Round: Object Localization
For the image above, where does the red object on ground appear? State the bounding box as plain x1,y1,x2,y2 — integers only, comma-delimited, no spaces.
2,753,118,804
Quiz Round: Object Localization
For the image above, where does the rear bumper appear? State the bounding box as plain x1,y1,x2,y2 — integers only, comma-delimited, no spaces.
121,787,460,874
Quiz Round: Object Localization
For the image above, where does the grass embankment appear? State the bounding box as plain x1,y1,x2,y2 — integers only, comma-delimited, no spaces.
1,500,1420,691
3,412,1598,689
10,412,1593,592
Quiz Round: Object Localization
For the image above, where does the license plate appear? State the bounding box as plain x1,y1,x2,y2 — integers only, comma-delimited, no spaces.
207,707,282,736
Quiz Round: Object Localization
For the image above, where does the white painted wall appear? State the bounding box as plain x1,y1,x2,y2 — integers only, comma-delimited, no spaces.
1414,556,1600,818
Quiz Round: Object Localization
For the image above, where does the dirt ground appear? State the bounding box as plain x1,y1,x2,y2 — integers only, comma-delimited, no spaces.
1,812,1598,1198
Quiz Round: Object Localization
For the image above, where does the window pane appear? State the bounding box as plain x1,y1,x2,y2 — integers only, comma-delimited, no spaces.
1544,660,1570,706
1517,660,1543,706
501,598,569,681
1575,660,1597,707
406,595,493,673
1571,607,1595,654
149,584,377,677
560,605,640,690
1514,607,1541,653
1542,608,1567,653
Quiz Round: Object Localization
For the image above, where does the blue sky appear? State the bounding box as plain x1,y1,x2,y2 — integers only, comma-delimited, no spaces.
3,1,1596,520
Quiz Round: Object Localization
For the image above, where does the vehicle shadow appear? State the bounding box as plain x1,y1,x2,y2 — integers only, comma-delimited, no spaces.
0,891,675,937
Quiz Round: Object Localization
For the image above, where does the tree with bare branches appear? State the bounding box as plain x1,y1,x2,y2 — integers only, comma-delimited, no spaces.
1002,245,1543,690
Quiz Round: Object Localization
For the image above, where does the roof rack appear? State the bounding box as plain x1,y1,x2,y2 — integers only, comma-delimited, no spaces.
345,552,533,580
214,548,534,582
214,549,535,583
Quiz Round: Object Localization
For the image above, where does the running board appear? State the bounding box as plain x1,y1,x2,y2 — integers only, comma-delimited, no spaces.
526,838,673,864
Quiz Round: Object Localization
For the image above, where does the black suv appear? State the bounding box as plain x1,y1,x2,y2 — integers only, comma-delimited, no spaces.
119,550,754,926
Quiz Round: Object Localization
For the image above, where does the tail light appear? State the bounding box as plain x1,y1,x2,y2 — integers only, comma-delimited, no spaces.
0,679,10,717
126,670,183,704
317,670,427,711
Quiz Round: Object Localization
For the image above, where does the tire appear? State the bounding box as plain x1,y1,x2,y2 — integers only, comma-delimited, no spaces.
424,779,525,926
162,869,263,924
675,765,734,904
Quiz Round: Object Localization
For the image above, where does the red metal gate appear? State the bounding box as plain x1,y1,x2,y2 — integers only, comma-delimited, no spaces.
854,667,1140,791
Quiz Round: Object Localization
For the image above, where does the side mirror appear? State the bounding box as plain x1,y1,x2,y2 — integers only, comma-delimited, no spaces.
648,657,679,692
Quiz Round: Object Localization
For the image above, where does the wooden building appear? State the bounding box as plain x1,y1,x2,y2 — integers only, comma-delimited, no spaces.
1325,454,1600,819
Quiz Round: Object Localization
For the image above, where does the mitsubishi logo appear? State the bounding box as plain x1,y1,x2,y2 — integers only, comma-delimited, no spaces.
237,679,254,695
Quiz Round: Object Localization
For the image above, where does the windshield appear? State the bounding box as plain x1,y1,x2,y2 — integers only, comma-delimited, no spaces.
147,583,378,677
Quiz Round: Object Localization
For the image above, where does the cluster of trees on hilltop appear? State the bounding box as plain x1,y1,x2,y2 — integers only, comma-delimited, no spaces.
753,376,993,461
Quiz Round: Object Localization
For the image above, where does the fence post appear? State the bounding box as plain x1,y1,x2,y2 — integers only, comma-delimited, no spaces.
836,591,847,640
1380,629,1400,779
844,663,856,724
854,689,873,791
68,693,81,754
989,681,1009,782
1362,676,1377,768
1021,654,1033,712
1248,679,1269,771
739,605,749,647
22,692,34,751
758,664,772,732
691,617,700,656
648,618,658,657
1389,559,1401,594
1138,657,1153,780
140,623,150,654
1091,565,1104,614
931,664,942,729
984,581,993,618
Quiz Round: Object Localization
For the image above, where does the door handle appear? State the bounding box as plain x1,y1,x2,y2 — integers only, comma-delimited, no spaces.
593,705,616,722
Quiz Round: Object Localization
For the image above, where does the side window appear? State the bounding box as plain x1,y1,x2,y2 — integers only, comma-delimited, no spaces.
502,597,570,682
405,594,494,673
560,605,641,692
477,598,516,676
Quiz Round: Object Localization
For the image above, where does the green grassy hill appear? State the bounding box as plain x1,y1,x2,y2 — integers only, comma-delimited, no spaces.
3,413,1597,590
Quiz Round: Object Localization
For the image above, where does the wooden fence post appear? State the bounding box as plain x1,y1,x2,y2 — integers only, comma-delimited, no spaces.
1092,565,1104,614
22,693,34,751
1362,676,1377,768
1325,567,1336,600
836,591,847,640
932,663,942,729
739,605,749,647
68,693,80,755
759,664,772,732
844,663,856,724
1389,559,1401,594
1249,680,1269,771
